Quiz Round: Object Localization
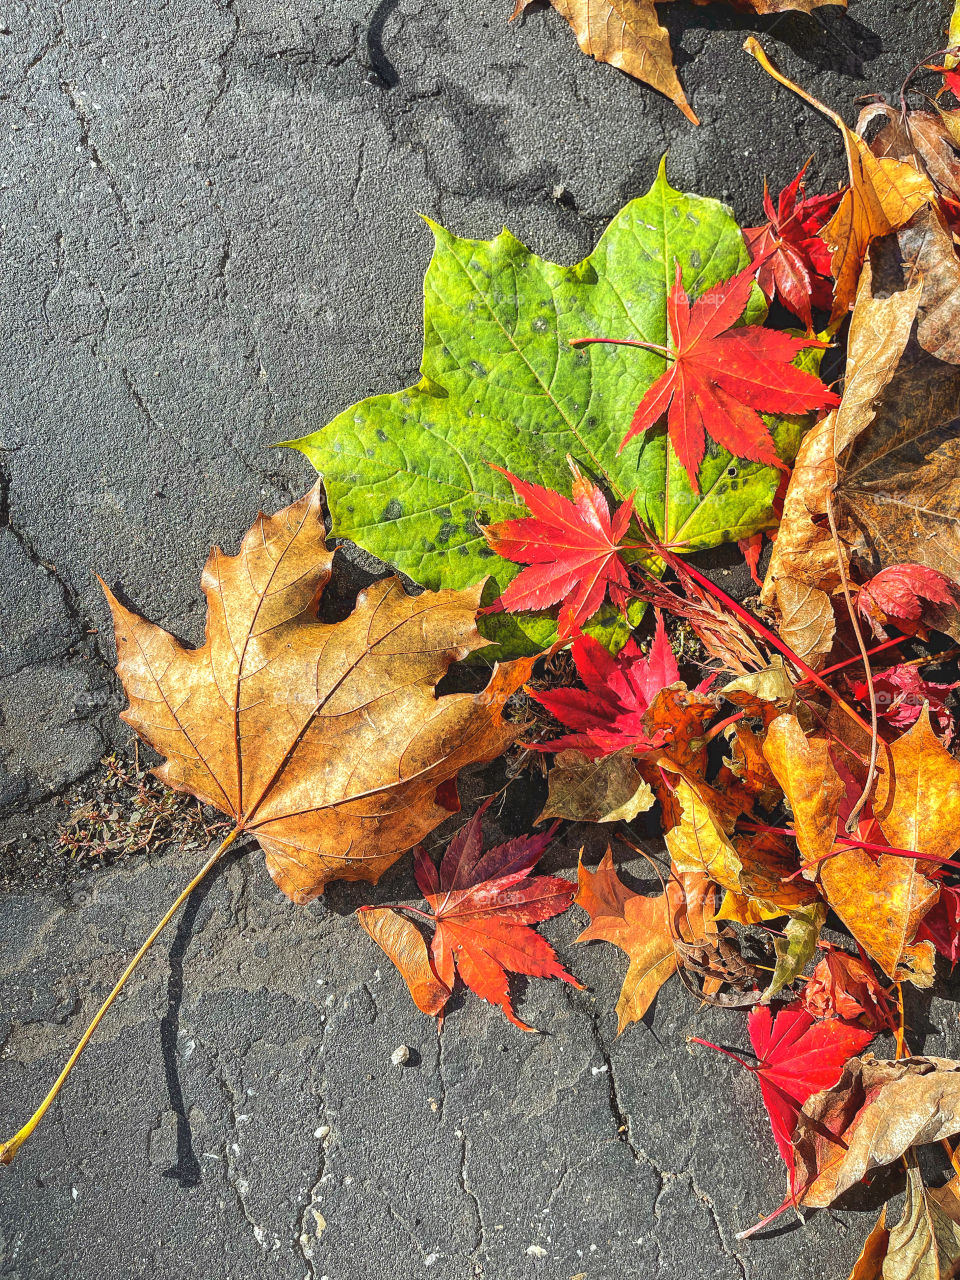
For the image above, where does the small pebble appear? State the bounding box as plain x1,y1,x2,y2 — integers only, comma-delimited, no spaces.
391,1044,410,1066
526,1245,547,1258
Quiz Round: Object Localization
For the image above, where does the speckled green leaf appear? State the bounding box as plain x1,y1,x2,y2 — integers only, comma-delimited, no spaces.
762,902,827,1003
290,160,810,657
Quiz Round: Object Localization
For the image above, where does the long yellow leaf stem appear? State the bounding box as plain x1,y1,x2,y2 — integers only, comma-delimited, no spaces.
0,825,242,1166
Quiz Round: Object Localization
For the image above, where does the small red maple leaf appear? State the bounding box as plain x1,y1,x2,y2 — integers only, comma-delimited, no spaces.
926,59,960,100
530,611,681,758
481,458,637,636
738,532,765,588
573,261,840,493
744,163,842,330
410,808,582,1031
849,662,957,742
917,881,960,964
693,1006,873,1171
856,562,960,639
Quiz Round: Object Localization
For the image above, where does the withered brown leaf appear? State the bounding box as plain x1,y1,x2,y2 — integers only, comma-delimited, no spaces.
511,0,697,123
104,484,529,902
794,1055,960,1209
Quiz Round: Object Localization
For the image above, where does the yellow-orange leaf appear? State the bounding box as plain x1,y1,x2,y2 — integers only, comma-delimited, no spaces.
575,849,677,1032
103,484,528,903
762,713,843,868
662,775,743,893
358,908,451,1016
874,707,960,862
819,845,938,984
715,891,783,926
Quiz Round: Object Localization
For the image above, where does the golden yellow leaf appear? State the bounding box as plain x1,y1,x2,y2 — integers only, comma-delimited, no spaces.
819,844,938,983
715,891,783,926
874,707,960,863
762,713,844,868
662,776,743,893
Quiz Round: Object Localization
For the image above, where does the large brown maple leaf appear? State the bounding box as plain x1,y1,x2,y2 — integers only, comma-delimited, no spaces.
103,483,530,903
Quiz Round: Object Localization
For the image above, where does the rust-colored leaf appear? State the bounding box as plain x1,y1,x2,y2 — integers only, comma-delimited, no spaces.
800,945,897,1034
104,485,529,902
734,827,820,912
847,1208,888,1280
413,809,581,1031
725,721,783,809
575,849,678,1032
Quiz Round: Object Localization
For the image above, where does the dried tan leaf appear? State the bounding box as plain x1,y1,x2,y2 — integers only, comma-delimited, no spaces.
539,749,655,825
511,0,697,123
794,1055,960,1209
104,484,529,902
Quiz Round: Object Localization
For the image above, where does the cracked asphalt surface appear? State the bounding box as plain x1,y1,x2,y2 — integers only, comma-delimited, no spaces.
1,1,958,1276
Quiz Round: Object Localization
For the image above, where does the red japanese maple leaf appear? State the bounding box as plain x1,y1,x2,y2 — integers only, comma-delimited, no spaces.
856,563,960,639
916,881,960,964
410,808,582,1031
738,532,764,588
744,163,842,330
849,663,957,742
572,260,840,493
530,611,681,758
693,1006,873,1169
480,459,637,636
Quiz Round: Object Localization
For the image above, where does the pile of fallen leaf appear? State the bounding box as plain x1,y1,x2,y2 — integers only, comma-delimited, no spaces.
6,29,960,1277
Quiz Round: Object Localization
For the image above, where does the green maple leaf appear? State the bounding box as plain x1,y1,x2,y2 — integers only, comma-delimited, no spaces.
289,160,810,657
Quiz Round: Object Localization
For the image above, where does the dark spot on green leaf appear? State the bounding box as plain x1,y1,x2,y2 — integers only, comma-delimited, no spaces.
470,360,487,377
437,521,458,544
376,429,388,443
382,499,403,521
